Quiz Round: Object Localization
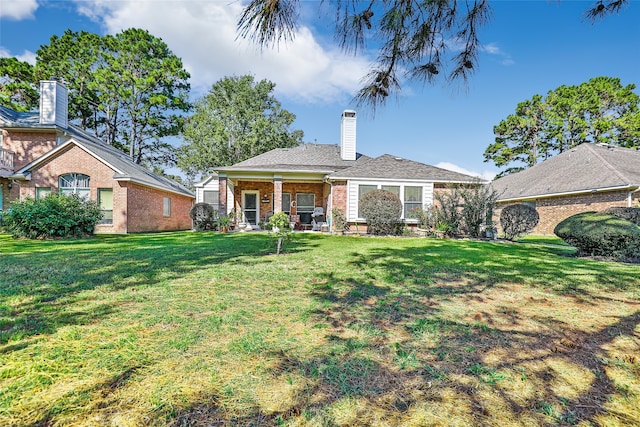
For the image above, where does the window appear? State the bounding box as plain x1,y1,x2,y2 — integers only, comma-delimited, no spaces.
163,197,171,217
381,185,400,198
36,187,51,200
58,173,90,199
404,186,422,218
358,185,377,218
98,188,113,225
296,193,315,224
281,192,291,215
203,190,219,210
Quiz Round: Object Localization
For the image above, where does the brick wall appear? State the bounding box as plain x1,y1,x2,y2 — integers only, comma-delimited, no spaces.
12,143,193,233
126,183,194,232
233,180,326,220
495,190,632,235
2,130,57,170
19,144,130,233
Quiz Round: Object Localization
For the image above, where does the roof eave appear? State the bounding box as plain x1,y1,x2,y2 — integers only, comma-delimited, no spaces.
496,184,638,202
114,176,195,198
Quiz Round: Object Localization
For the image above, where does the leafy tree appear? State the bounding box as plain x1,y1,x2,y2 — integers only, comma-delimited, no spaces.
0,57,39,112
34,29,191,167
177,75,303,179
484,95,549,177
237,0,630,110
485,77,640,176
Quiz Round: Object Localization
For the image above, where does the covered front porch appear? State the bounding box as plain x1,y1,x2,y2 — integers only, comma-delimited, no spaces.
219,176,331,230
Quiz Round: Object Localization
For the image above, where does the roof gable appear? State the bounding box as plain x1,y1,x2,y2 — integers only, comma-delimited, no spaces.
491,143,640,201
15,137,194,198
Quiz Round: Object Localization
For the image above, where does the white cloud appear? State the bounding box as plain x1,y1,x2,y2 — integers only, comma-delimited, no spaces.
435,162,496,181
0,47,36,64
481,42,514,66
73,0,370,102
0,0,38,20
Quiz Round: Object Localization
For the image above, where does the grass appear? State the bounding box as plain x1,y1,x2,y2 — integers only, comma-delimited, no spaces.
1,231,639,426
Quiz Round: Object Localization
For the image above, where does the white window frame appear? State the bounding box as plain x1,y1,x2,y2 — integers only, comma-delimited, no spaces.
163,197,171,217
99,188,114,225
58,173,90,199
352,181,428,222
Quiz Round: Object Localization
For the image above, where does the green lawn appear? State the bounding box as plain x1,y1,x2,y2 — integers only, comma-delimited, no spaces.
1,232,639,426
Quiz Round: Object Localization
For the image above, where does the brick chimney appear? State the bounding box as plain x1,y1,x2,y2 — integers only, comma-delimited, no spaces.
39,80,68,128
340,110,356,161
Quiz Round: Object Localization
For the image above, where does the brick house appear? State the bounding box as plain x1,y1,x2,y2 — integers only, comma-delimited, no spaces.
206,110,481,231
491,143,640,235
0,80,194,233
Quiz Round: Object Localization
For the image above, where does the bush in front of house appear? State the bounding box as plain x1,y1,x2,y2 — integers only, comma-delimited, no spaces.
2,193,102,239
459,185,499,238
190,202,218,231
500,204,539,241
605,207,640,226
360,190,403,235
268,211,292,254
554,211,640,259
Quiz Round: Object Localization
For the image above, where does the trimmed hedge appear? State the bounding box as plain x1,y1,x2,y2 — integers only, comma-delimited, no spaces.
1,193,102,239
605,207,640,226
359,190,403,235
500,204,539,241
554,211,640,259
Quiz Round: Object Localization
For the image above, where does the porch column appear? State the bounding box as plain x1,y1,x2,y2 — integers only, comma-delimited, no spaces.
273,176,283,213
218,175,227,215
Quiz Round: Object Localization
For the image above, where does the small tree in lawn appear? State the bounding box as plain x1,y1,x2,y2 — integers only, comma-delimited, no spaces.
500,204,539,240
268,211,292,254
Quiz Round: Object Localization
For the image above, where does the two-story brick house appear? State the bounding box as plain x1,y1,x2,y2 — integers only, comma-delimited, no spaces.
0,80,194,233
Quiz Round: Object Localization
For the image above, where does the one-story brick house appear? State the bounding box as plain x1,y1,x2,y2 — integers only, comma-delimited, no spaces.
491,143,640,235
209,110,481,231
0,80,194,233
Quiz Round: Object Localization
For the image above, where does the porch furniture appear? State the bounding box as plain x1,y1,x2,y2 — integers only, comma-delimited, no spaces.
311,207,325,231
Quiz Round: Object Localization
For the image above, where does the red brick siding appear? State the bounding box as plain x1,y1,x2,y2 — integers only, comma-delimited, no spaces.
2,130,57,170
126,183,193,232
9,143,193,233
233,180,326,218
496,190,633,235
18,144,130,232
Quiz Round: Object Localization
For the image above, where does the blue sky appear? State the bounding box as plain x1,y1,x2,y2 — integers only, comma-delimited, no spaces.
1,0,639,180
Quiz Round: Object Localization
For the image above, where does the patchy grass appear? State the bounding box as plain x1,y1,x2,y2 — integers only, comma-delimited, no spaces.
0,232,639,426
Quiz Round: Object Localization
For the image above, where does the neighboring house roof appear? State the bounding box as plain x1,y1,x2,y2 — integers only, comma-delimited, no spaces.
2,105,193,198
13,137,194,198
0,106,44,128
328,153,481,182
194,173,219,188
216,144,370,174
491,143,640,201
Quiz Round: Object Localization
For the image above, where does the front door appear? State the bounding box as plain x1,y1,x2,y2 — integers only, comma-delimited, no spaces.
242,191,259,225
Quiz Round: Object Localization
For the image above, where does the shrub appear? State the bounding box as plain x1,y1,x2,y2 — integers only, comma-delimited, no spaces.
500,204,539,241
554,212,640,259
331,207,349,233
2,193,102,239
359,190,403,235
605,207,640,226
434,189,462,237
190,202,218,231
459,185,499,238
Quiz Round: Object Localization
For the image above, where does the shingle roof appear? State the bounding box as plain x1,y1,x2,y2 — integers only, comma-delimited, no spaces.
329,154,481,182
217,143,370,173
2,104,194,198
491,143,640,201
0,106,46,128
